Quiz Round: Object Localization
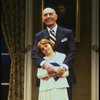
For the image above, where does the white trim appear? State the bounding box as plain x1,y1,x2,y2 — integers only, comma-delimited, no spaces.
1,53,9,55
91,0,99,100
24,0,33,100
1,83,9,85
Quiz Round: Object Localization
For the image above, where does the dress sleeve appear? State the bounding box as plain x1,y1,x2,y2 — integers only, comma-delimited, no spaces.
37,68,49,79
62,70,69,77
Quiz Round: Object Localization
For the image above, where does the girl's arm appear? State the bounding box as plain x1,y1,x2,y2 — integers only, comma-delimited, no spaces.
62,70,69,77
37,68,49,79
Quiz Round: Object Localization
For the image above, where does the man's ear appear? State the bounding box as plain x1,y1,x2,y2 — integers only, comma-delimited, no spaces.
55,14,58,21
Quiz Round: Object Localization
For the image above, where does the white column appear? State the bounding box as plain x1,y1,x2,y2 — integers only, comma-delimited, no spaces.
24,0,33,100
91,0,99,100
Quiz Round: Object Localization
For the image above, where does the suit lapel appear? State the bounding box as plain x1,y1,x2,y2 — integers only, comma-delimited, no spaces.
56,27,62,40
56,26,64,43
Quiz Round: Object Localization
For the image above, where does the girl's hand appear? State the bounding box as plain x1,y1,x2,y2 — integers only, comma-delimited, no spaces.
42,76,52,81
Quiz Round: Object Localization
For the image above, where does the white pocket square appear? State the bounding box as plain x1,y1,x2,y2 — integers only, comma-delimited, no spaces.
61,38,68,42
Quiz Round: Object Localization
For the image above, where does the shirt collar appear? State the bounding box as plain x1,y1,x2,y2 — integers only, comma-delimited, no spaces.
47,24,58,33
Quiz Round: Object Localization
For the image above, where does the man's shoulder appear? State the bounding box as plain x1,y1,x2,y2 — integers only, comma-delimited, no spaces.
58,26,72,33
36,29,47,36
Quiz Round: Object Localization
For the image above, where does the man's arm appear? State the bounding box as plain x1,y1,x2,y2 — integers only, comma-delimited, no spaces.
32,34,44,67
32,34,55,75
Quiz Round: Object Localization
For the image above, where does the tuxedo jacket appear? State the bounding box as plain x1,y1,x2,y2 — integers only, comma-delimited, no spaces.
32,26,77,86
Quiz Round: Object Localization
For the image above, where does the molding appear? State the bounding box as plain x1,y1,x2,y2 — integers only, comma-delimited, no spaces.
1,83,9,85
91,0,99,100
24,0,33,100
1,53,9,55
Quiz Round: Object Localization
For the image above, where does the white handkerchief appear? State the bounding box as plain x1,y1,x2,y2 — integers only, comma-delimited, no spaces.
61,38,68,42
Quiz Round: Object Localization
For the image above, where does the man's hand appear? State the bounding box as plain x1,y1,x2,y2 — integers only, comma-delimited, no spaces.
43,63,66,77
54,66,66,77
43,63,54,75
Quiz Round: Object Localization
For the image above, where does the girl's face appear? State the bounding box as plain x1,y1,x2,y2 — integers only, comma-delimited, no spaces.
40,43,53,56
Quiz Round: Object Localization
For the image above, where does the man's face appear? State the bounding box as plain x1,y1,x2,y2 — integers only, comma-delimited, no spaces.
42,8,58,27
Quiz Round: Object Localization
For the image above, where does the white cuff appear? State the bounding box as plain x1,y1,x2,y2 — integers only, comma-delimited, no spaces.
40,60,46,67
60,64,69,70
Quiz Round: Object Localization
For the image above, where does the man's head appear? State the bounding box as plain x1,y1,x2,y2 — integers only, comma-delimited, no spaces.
42,8,58,29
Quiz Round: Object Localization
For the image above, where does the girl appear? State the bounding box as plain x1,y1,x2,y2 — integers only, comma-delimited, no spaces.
37,39,69,100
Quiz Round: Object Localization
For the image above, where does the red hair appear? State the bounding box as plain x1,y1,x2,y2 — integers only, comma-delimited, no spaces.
37,39,55,50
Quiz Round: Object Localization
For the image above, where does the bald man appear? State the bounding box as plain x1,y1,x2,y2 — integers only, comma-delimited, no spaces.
32,7,77,100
